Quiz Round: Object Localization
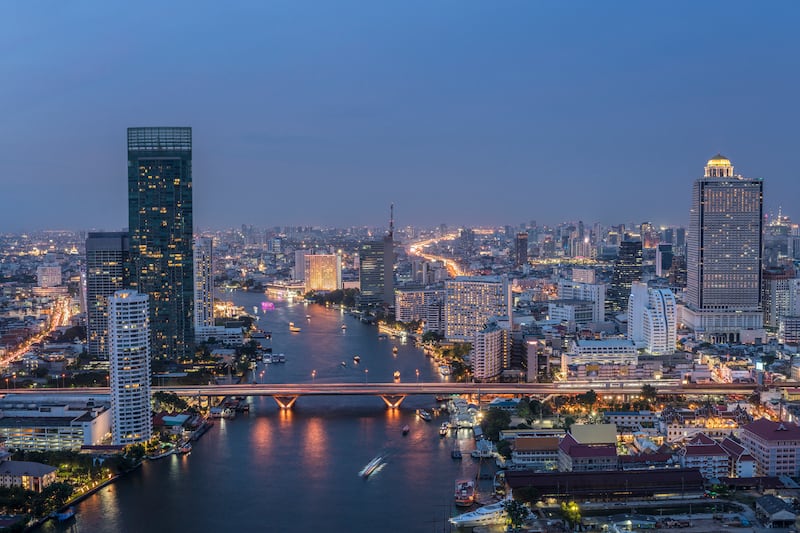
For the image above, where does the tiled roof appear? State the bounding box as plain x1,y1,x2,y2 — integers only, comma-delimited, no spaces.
743,418,800,442
514,437,560,452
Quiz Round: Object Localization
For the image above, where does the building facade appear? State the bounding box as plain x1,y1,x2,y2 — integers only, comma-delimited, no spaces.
127,127,194,359
109,290,152,445
740,418,800,477
684,155,763,343
627,282,677,355
193,237,214,330
444,276,508,342
608,240,642,313
304,254,342,292
86,231,129,359
358,236,394,306
472,322,506,381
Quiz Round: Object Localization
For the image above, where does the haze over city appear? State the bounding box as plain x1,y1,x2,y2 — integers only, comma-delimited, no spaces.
3,0,800,231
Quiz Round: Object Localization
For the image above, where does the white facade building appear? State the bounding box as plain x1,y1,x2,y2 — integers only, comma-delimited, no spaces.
109,290,152,445
472,322,505,381
557,279,605,322
36,264,62,288
627,282,677,355
395,288,445,333
445,276,508,342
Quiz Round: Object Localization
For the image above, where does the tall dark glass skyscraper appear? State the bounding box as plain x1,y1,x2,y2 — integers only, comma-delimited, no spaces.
127,127,194,359
608,239,642,313
86,231,129,359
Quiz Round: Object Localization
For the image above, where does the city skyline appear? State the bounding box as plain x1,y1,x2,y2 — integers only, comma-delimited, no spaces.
2,1,800,231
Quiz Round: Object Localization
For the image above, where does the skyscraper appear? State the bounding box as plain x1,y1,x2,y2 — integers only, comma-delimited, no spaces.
127,127,194,359
627,281,677,355
608,240,642,313
304,254,342,292
684,155,763,342
514,232,528,267
86,231,129,359
109,290,152,445
357,207,394,307
444,276,509,342
193,237,214,329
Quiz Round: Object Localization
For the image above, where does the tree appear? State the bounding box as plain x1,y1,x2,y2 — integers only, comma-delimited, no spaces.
421,331,443,343
562,415,576,430
480,408,511,441
641,383,658,403
496,439,512,460
503,499,530,531
561,501,581,529
577,389,597,409
516,397,533,422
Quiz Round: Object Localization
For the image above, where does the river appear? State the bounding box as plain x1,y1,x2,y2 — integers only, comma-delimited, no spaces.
35,292,485,533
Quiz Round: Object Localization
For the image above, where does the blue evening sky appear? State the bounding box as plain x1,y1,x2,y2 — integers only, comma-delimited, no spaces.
1,1,798,231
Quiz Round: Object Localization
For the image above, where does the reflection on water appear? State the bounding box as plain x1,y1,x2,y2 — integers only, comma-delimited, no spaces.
35,295,475,533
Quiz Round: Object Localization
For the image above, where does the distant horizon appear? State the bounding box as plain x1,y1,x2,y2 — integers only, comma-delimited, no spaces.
2,1,798,232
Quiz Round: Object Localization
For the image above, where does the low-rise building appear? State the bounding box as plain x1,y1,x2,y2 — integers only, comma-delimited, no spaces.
677,433,729,480
0,461,57,492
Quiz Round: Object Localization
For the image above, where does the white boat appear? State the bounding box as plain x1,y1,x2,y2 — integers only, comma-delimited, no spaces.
289,322,301,333
263,355,273,364
417,409,432,422
358,454,385,478
439,365,452,376
449,500,511,528
341,324,347,330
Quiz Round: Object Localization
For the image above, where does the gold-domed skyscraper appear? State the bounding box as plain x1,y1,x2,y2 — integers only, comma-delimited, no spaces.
684,154,764,343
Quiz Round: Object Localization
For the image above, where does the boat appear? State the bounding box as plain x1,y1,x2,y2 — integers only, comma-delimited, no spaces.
289,322,301,333
451,442,462,459
358,454,385,478
378,333,388,339
449,500,512,528
417,409,432,422
272,353,286,363
402,424,410,436
353,355,361,364
454,480,476,507
392,346,398,355
439,364,452,376
394,371,400,381
341,361,347,367
439,423,448,437
306,314,311,319
180,442,192,454
53,507,76,522
263,354,272,364
341,324,347,330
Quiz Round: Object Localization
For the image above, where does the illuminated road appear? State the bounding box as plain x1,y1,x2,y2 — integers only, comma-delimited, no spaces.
2,296,72,367
407,232,465,277
2,380,777,399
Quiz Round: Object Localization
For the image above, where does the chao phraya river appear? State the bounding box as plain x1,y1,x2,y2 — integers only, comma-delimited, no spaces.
37,293,481,533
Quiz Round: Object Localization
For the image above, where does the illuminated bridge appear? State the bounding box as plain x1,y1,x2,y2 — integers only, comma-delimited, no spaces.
0,380,771,410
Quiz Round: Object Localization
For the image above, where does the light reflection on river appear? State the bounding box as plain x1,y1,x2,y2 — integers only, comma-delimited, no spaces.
35,294,482,533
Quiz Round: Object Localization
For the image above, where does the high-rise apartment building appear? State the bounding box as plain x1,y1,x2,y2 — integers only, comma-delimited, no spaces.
761,265,797,330
608,240,642,314
627,281,677,355
514,232,528,267
684,155,763,343
358,236,393,306
557,279,606,323
127,127,194,359
473,322,506,381
109,290,152,445
395,288,445,333
86,232,129,359
304,254,342,292
193,237,214,330
445,276,508,342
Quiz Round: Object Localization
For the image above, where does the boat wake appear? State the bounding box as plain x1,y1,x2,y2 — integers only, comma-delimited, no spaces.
358,453,388,479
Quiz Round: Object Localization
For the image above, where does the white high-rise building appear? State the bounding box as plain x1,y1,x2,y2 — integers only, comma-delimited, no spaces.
109,290,152,445
37,264,62,288
628,281,677,355
304,254,342,292
472,322,505,381
395,288,445,333
193,237,214,330
445,276,509,342
684,155,764,343
557,279,606,322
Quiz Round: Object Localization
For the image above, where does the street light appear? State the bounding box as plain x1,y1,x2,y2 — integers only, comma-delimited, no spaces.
416,368,420,384
365,369,369,384
259,371,264,384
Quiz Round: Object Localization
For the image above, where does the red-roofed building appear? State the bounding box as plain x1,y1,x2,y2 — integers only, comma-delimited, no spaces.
740,418,800,477
677,433,729,479
558,433,617,472
720,436,756,478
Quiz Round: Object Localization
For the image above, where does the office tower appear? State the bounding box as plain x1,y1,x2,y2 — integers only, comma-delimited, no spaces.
193,237,214,329
762,265,796,329
557,279,606,322
684,155,763,342
444,276,509,342
358,207,395,307
514,232,528,267
655,243,674,277
109,290,152,445
608,240,642,313
294,249,312,281
627,282,677,355
304,254,342,292
127,127,194,359
86,232,129,359
37,265,62,288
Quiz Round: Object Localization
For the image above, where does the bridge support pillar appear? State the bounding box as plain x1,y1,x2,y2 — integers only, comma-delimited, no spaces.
379,395,407,409
273,396,299,410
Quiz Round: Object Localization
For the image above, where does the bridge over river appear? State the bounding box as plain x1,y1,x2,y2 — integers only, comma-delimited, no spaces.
0,380,775,409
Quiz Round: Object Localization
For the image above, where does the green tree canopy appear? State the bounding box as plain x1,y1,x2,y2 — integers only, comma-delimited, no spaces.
480,408,511,441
